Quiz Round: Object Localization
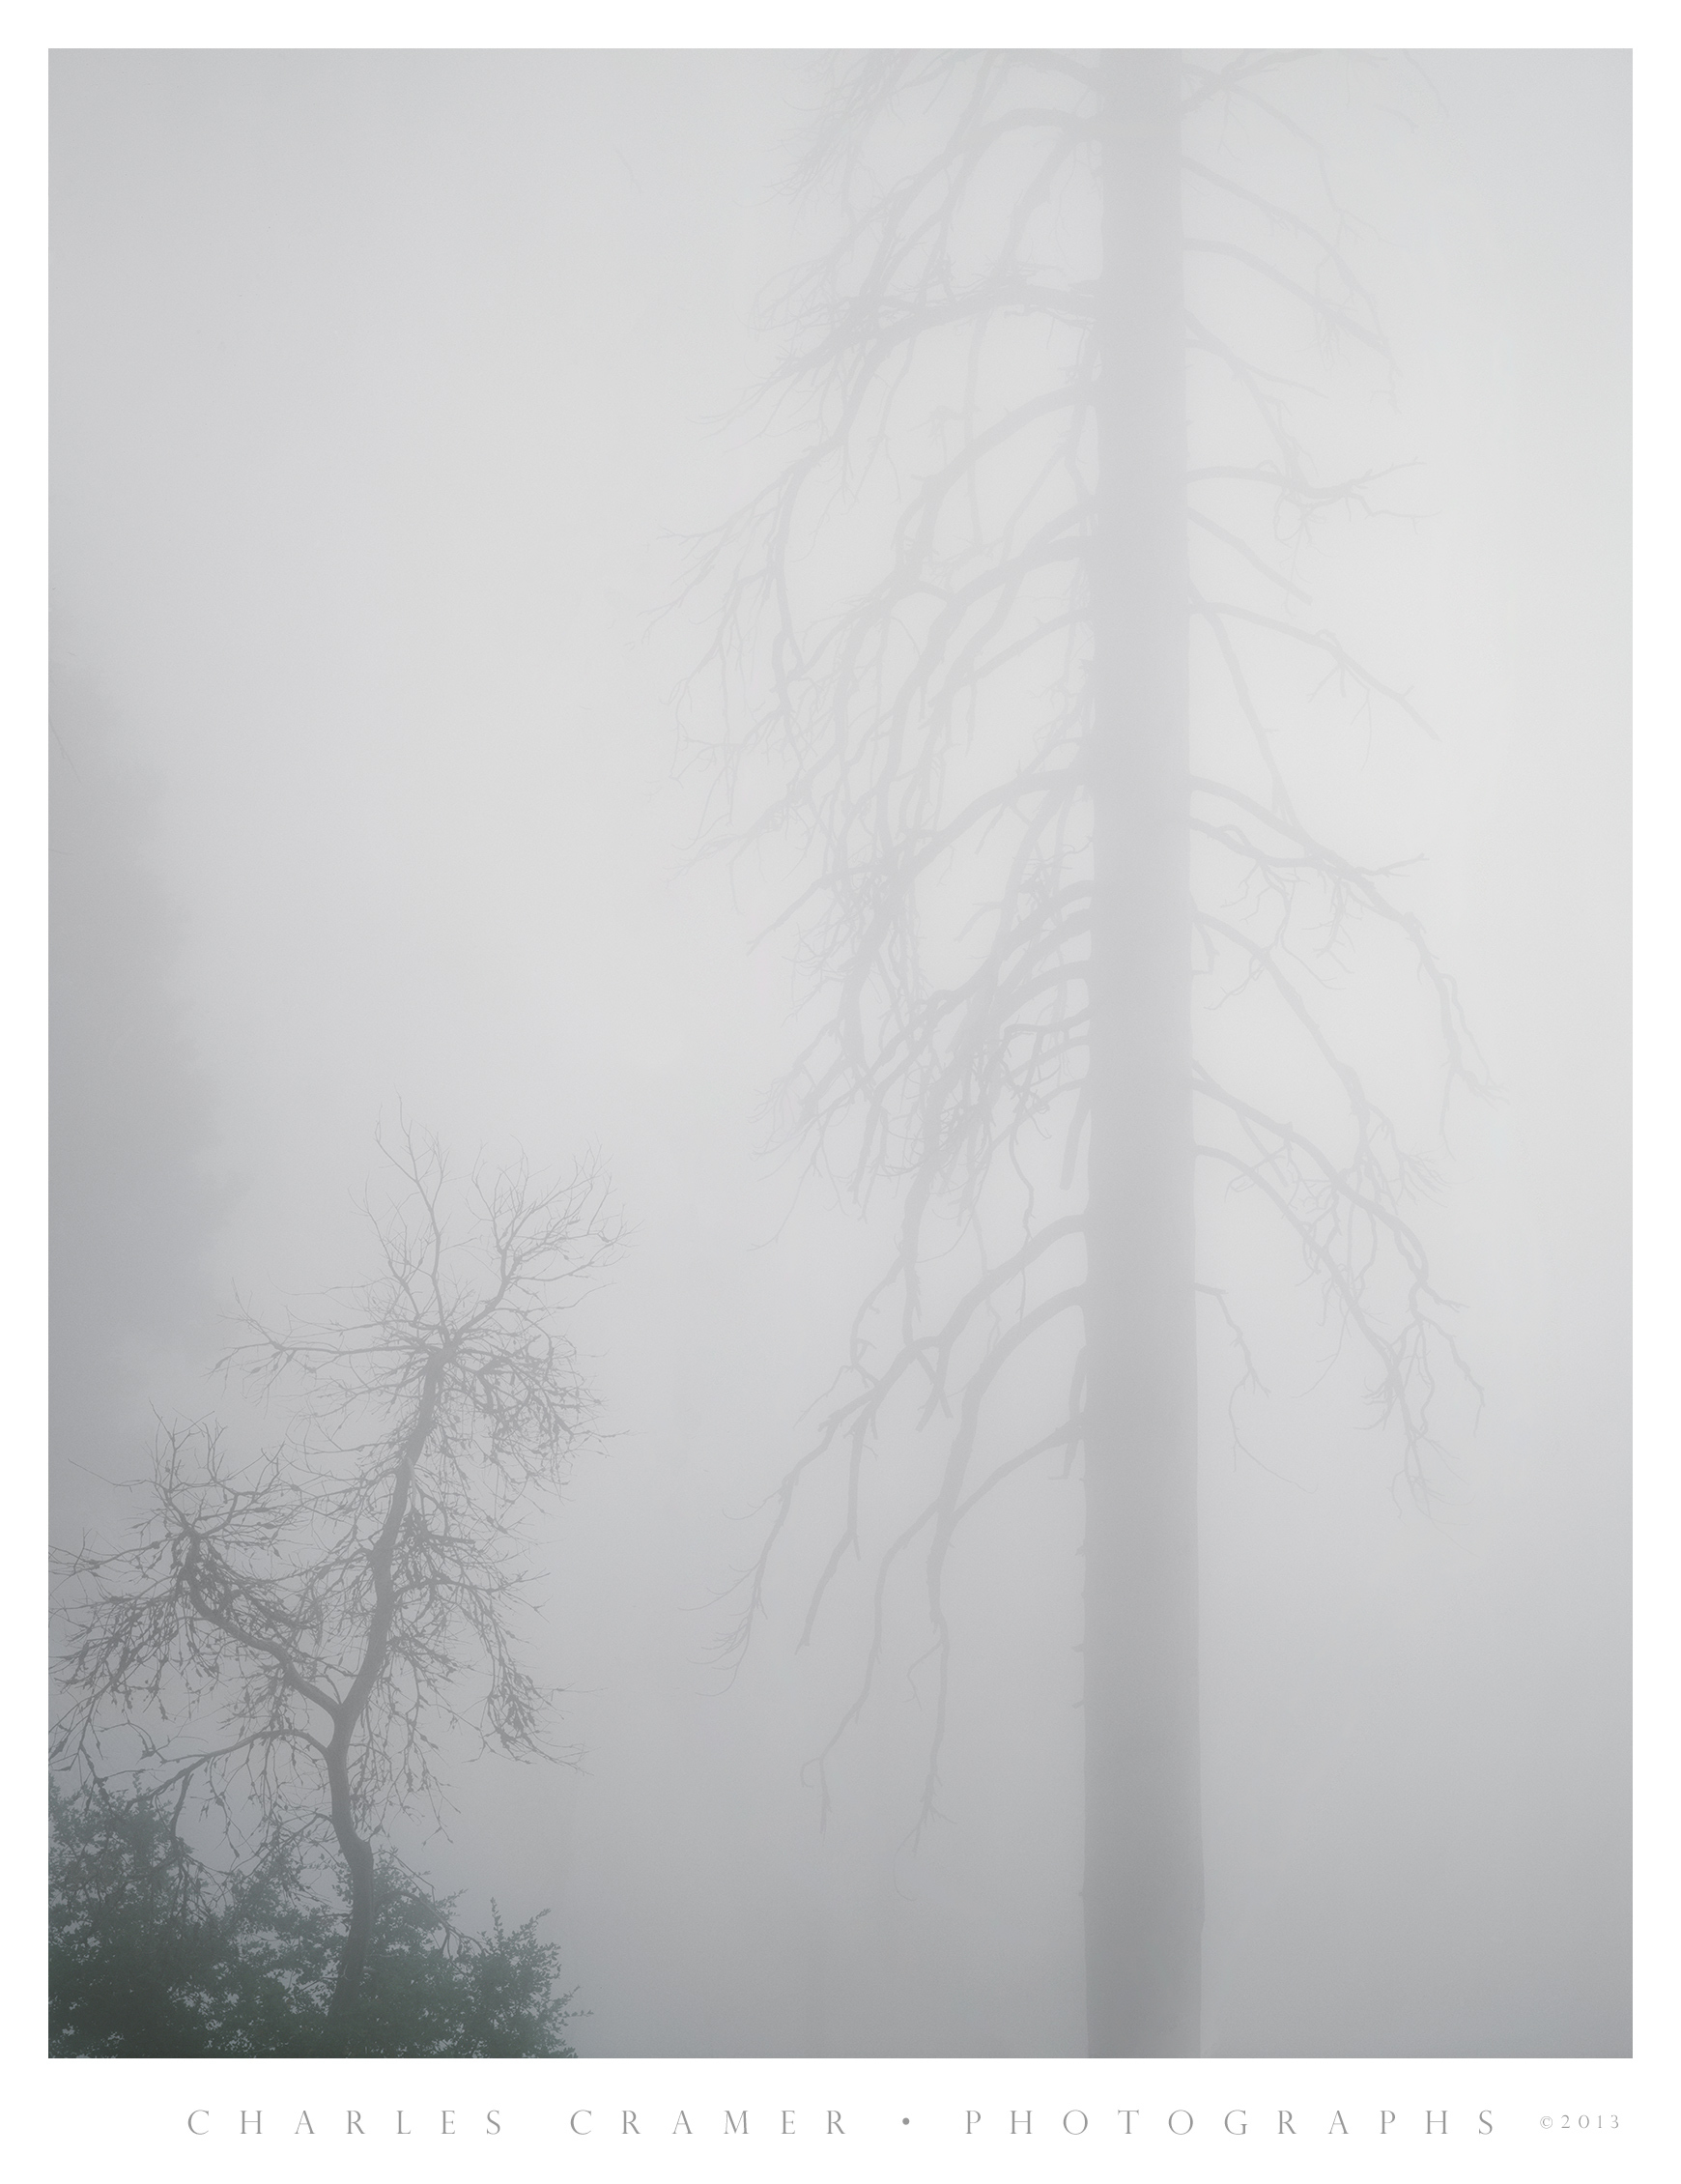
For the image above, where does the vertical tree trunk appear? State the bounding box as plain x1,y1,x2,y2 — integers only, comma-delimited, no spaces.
1083,48,1202,2058
324,1358,442,2045
325,1781,378,2043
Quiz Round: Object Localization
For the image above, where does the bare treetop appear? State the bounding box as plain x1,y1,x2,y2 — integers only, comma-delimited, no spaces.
230,1123,618,1491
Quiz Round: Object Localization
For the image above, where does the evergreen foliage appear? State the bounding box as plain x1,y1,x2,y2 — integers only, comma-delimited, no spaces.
48,1780,576,2058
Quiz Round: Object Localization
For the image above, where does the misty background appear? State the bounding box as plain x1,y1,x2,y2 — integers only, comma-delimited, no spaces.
49,49,1629,2056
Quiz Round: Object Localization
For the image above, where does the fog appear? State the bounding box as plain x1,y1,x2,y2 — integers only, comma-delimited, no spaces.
49,49,1629,2058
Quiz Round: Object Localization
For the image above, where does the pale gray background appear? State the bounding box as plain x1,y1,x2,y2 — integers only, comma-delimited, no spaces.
50,49,1629,2055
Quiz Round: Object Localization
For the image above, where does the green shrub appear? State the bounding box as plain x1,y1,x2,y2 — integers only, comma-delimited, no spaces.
49,1780,576,2058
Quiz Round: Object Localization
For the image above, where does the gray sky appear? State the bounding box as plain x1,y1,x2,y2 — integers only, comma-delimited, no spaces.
49,48,1629,2059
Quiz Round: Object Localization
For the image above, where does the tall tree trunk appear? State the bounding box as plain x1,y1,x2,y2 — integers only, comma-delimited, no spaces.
1083,48,1202,2058
324,1776,378,2044
324,1357,442,2044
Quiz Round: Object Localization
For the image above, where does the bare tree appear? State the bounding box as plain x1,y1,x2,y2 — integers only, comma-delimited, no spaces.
691,49,1480,2055
53,1124,620,2041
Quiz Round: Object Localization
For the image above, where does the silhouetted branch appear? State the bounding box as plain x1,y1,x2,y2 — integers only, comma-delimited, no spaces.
687,47,1473,1820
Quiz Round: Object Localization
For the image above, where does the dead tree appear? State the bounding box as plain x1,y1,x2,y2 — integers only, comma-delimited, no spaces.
691,49,1480,2056
52,1123,619,2042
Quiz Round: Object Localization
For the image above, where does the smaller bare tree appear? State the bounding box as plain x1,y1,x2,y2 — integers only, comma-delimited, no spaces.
52,1124,619,2044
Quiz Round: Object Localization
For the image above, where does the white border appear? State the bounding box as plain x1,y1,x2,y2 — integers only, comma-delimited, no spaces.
11,6,1668,2177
